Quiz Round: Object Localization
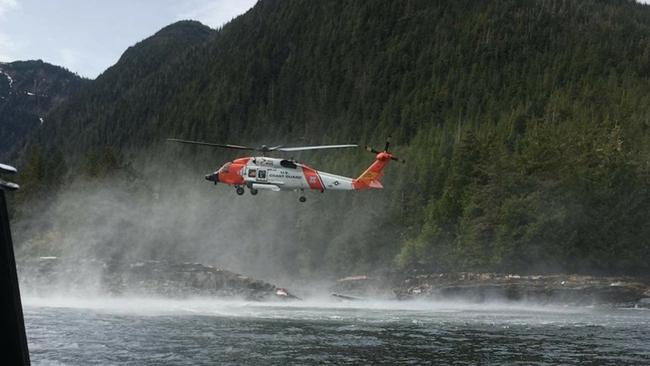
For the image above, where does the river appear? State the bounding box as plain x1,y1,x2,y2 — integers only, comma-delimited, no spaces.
24,297,650,365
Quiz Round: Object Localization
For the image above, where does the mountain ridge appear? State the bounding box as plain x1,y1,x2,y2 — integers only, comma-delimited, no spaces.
0,60,87,157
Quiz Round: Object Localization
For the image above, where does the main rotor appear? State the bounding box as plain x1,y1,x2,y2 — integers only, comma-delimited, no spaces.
167,138,358,156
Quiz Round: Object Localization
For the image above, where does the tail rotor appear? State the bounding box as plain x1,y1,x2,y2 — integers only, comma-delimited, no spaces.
364,136,405,163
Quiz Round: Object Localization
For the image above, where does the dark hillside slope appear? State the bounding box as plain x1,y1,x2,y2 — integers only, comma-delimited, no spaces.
32,0,650,151
32,20,215,156
0,60,86,156
20,0,650,275
97,20,215,93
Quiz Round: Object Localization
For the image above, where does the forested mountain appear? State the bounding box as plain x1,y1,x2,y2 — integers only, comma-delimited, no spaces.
16,20,215,159
13,0,650,278
0,60,87,156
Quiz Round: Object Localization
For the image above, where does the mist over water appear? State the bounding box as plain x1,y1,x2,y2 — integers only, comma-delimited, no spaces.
23,295,650,365
14,146,396,287
14,148,650,364
23,295,579,316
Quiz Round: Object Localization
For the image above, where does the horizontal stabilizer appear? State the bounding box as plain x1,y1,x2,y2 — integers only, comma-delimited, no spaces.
368,179,383,189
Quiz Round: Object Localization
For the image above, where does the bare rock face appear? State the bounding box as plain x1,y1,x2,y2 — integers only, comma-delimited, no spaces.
114,261,280,300
18,257,298,301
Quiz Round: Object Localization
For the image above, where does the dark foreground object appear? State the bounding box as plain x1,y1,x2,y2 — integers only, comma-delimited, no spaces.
0,190,30,365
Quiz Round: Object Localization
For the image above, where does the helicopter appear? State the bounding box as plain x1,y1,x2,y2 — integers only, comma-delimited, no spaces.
167,137,404,202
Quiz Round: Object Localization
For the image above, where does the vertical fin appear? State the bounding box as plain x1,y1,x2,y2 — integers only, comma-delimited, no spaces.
352,152,391,190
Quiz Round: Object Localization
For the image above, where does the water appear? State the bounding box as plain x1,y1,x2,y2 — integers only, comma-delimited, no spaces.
24,297,650,365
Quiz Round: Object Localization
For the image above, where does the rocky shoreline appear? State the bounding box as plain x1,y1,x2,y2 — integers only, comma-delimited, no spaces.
18,257,298,301
331,272,650,308
18,257,650,307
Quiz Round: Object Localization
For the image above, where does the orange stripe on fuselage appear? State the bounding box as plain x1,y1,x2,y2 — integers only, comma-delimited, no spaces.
301,165,324,192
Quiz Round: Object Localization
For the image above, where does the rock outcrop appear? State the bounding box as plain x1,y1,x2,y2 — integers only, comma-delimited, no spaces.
18,257,297,301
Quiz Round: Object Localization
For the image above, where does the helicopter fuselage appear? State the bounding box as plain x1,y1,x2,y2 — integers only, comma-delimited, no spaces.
168,137,400,202
208,156,356,193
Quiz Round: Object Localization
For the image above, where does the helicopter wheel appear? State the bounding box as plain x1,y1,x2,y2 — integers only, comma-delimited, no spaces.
250,188,258,195
299,196,306,203
236,187,245,195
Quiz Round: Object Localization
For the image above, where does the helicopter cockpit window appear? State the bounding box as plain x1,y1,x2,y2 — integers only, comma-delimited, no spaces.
280,160,297,169
220,162,231,173
248,169,257,178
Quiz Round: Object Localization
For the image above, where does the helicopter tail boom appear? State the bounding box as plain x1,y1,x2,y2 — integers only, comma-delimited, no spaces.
352,152,392,190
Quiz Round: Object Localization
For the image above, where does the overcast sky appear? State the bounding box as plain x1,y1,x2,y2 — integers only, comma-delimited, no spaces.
0,0,257,78
2,0,649,78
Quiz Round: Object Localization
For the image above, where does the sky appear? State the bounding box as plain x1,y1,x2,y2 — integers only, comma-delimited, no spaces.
0,0,257,78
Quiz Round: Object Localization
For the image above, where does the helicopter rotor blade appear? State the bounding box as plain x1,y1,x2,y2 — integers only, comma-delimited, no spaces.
169,139,358,153
0,178,19,191
0,163,17,174
365,136,404,163
167,138,255,151
366,146,405,163
365,146,381,154
277,144,358,152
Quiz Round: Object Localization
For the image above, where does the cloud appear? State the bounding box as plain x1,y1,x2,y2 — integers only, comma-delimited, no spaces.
57,48,81,71
0,0,19,61
177,0,257,28
0,32,14,61
0,1,258,76
0,0,18,18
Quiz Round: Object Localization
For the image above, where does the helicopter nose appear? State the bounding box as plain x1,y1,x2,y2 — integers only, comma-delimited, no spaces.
205,172,218,184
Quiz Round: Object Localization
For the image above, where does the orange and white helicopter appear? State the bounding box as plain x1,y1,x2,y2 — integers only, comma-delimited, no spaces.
168,137,404,202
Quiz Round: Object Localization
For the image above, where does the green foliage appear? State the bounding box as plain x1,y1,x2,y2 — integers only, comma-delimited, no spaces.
80,147,124,178
16,145,67,198
17,0,650,275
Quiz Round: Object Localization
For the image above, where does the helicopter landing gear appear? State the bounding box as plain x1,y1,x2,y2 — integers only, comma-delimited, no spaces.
250,188,258,195
236,186,245,196
298,189,306,202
